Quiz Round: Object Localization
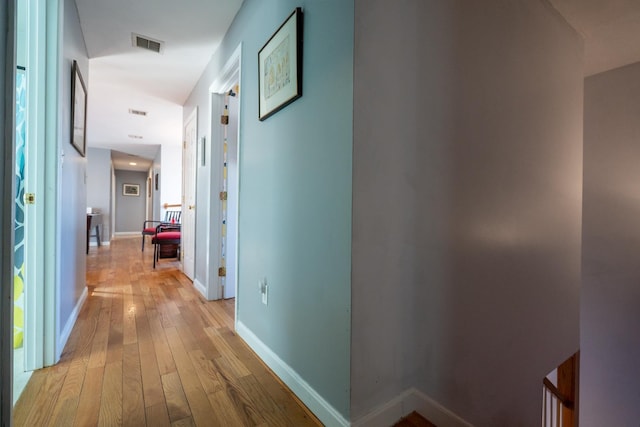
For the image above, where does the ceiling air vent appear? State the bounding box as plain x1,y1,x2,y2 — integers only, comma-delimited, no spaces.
128,108,147,117
132,33,163,53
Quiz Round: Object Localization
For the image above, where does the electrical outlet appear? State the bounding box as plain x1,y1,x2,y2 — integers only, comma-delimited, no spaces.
258,278,268,305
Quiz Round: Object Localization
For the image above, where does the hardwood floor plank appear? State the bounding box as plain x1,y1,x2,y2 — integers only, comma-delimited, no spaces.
164,326,221,426
187,349,224,395
87,297,113,369
211,357,267,426
206,389,247,427
161,371,191,422
204,327,251,379
145,402,171,427
74,366,104,427
47,360,86,427
98,361,123,426
138,319,166,408
238,374,293,426
179,305,222,359
21,363,69,426
122,343,146,427
171,417,196,427
148,308,177,375
122,284,138,345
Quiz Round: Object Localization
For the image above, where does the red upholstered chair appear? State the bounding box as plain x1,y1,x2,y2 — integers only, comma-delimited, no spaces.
151,223,181,268
141,210,181,251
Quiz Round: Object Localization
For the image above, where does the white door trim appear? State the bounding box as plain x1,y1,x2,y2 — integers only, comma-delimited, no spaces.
43,0,60,366
182,107,198,280
208,43,242,319
23,0,50,372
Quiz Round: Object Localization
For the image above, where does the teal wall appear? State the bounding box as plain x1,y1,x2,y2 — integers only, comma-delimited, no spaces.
184,0,354,420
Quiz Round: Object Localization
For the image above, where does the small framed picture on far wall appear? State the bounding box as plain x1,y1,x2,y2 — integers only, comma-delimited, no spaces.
122,183,140,196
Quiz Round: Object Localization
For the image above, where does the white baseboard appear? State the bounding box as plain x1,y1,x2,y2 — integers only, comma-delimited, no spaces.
236,321,350,427
193,278,207,299
56,286,88,360
352,388,473,427
89,241,110,246
114,232,140,237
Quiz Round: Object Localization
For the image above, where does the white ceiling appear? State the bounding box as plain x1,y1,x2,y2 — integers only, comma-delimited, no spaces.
74,0,244,170
548,0,640,76
75,0,640,171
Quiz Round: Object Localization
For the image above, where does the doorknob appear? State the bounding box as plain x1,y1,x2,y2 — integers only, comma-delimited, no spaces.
188,205,195,210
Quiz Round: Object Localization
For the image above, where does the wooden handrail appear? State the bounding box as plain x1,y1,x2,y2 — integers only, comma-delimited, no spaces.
543,377,574,409
163,203,181,209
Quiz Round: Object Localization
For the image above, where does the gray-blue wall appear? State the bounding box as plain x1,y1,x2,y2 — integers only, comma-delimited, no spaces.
115,170,147,233
184,0,353,421
57,0,88,358
86,147,111,241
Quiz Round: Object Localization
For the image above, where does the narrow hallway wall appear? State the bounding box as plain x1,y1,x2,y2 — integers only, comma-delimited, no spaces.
352,0,583,424
582,61,640,426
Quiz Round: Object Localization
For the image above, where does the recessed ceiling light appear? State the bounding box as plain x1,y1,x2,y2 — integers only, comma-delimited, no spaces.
129,162,137,166
128,134,143,139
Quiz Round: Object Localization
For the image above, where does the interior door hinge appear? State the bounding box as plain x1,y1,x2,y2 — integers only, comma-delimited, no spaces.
219,191,227,201
218,267,226,277
24,193,35,205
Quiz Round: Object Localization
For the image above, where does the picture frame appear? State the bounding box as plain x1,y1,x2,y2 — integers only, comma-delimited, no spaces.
122,183,140,196
70,60,87,157
258,7,303,121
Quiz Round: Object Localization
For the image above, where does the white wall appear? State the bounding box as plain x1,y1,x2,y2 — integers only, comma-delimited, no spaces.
582,61,640,426
160,144,182,212
56,0,88,359
352,0,583,424
86,147,111,241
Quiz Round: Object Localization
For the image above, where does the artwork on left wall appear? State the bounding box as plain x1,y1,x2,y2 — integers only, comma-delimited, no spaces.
70,60,87,157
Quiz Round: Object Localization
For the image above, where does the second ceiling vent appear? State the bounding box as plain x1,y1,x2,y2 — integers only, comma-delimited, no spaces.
132,33,163,54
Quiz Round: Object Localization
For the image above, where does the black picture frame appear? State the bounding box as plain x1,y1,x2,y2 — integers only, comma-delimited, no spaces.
70,60,87,157
258,7,303,121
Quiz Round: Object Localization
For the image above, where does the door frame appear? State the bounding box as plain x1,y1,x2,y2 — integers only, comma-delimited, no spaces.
1,0,17,421
208,43,242,314
182,108,198,280
24,0,54,372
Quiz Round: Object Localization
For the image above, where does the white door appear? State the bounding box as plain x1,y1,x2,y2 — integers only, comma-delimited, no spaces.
182,110,197,280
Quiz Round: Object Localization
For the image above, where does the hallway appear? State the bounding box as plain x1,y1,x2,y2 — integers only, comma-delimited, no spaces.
13,237,320,426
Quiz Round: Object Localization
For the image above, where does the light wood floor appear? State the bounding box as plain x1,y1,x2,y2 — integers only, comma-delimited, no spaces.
13,236,321,426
